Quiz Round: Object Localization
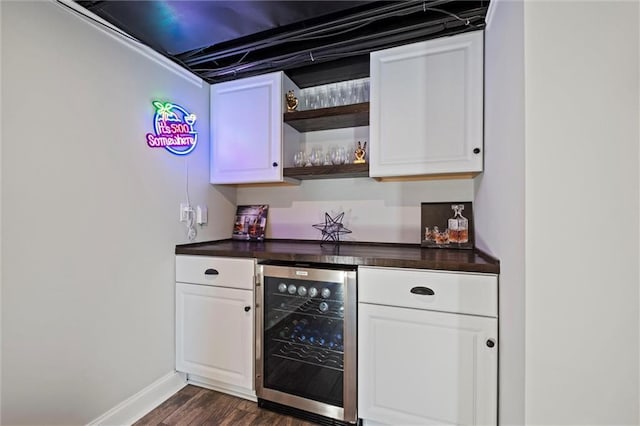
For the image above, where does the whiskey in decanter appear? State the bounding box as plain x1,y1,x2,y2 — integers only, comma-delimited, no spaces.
448,204,469,244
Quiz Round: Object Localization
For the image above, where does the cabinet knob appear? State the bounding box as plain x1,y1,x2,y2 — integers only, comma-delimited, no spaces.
244,306,251,312
204,268,219,276
272,162,278,167
473,147,481,154
410,286,435,296
486,339,496,348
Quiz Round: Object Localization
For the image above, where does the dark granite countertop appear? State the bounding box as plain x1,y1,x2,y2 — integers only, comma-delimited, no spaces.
175,239,499,274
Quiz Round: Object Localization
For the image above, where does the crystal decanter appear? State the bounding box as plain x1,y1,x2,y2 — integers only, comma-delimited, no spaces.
447,204,469,244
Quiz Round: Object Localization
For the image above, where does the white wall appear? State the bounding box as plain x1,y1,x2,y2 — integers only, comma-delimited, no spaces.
238,177,474,243
1,1,235,424
0,1,4,422
474,1,526,424
524,2,639,424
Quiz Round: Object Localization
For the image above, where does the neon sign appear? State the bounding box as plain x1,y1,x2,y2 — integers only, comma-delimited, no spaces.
146,101,197,155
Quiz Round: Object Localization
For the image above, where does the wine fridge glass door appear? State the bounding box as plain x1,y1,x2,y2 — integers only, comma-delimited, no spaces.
263,275,345,406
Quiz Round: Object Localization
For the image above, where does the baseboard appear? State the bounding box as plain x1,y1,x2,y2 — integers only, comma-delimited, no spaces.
187,374,257,402
87,371,187,426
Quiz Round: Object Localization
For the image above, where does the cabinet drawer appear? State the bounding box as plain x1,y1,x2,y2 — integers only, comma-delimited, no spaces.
358,266,497,317
176,255,255,290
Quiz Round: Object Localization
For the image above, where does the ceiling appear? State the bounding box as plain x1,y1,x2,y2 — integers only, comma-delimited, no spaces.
72,0,490,87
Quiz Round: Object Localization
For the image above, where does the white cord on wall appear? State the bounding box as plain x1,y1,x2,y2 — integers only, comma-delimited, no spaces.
184,159,197,241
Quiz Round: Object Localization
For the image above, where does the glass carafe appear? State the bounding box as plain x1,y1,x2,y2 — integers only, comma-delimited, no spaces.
447,204,469,244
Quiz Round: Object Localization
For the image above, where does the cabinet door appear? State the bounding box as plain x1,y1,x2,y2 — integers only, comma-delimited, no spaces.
358,303,497,425
210,72,283,184
176,283,254,391
369,31,483,178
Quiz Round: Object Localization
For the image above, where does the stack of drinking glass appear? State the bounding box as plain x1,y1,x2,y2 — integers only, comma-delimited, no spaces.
293,146,350,167
298,78,370,110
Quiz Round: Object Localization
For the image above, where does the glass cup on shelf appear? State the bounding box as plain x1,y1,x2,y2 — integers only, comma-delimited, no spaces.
303,87,316,110
323,153,332,166
298,88,310,110
361,79,370,103
353,79,370,103
338,82,350,106
316,86,328,108
327,83,339,107
339,81,351,105
293,151,307,167
309,146,324,166
330,146,347,165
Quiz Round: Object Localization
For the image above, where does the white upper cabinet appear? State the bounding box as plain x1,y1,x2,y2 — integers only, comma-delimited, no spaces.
210,72,289,184
369,31,484,178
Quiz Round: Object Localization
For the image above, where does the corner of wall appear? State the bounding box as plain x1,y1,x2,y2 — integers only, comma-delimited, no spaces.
0,0,4,421
86,372,186,426
483,0,499,32
53,0,203,88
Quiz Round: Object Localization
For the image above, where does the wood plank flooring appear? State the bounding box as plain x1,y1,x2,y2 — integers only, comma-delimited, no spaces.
134,385,319,426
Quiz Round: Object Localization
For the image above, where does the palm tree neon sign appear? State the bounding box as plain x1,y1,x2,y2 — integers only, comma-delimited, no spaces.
146,101,197,156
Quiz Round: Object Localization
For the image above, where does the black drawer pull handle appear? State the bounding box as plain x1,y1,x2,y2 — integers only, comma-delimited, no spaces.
410,286,435,296
244,306,251,312
204,268,219,276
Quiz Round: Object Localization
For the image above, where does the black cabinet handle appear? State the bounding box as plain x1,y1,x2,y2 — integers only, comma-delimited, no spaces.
410,286,435,296
272,162,278,167
473,147,481,154
204,268,219,276
244,306,251,312
486,339,496,348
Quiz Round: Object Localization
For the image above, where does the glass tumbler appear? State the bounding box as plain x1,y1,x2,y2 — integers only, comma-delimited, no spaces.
327,83,339,107
346,80,357,105
293,151,306,167
323,153,332,166
305,87,318,110
310,147,324,166
354,79,370,103
338,82,350,106
316,86,328,108
331,147,347,165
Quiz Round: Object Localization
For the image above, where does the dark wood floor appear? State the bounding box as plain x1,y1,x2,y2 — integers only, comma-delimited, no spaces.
134,385,319,425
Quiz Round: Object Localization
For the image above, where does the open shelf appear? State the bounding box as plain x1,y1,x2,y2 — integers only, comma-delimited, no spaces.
283,102,369,132
283,163,369,180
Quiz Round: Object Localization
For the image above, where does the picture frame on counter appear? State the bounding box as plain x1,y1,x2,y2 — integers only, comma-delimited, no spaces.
232,205,268,240
421,202,474,249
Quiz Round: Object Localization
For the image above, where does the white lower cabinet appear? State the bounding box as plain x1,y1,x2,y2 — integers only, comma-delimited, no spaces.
175,255,255,399
358,267,498,425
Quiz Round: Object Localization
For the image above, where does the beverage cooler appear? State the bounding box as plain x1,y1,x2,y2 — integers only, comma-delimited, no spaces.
256,262,357,424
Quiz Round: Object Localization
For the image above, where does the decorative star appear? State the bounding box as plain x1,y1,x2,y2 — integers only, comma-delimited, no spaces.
312,212,352,244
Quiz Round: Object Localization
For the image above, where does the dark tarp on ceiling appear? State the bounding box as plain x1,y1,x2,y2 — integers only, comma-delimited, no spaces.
73,0,489,86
